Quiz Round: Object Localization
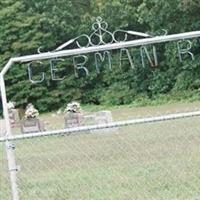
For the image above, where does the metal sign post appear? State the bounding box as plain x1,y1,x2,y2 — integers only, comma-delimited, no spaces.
0,74,19,200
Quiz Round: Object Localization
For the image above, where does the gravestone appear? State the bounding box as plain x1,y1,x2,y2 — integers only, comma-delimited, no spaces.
8,109,19,126
95,111,113,124
93,110,116,133
64,112,84,128
83,114,96,125
21,118,45,134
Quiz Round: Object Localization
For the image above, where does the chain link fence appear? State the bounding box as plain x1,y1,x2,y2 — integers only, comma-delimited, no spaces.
1,110,200,199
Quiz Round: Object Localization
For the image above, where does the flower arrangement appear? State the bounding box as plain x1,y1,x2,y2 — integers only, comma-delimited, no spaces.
64,101,81,113
25,103,39,119
7,101,15,110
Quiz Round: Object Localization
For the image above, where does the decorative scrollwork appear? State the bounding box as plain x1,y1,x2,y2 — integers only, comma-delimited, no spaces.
37,17,158,53
113,30,152,42
55,34,91,51
89,17,114,46
150,29,168,37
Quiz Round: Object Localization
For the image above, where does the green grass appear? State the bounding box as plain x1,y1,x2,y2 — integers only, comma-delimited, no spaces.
1,103,200,199
82,90,200,110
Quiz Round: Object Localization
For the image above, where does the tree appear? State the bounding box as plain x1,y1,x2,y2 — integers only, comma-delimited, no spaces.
0,0,200,112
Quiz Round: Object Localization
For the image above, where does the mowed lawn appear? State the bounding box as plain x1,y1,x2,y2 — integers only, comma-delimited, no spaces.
1,103,200,200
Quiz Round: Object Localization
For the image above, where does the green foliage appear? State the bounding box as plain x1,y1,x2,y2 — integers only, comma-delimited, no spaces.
1,0,200,113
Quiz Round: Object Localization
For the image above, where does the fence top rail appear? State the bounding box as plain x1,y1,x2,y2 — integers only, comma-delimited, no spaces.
1,30,200,76
1,110,200,142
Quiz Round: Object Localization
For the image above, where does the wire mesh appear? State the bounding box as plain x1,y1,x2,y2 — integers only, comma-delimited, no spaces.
1,113,200,200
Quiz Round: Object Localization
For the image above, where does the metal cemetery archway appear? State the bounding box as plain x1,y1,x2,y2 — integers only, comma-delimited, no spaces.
1,17,200,200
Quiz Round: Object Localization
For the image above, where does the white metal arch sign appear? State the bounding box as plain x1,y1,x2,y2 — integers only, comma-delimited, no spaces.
1,17,200,200
25,17,198,83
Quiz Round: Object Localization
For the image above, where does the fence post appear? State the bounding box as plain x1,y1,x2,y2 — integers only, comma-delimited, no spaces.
0,74,19,200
